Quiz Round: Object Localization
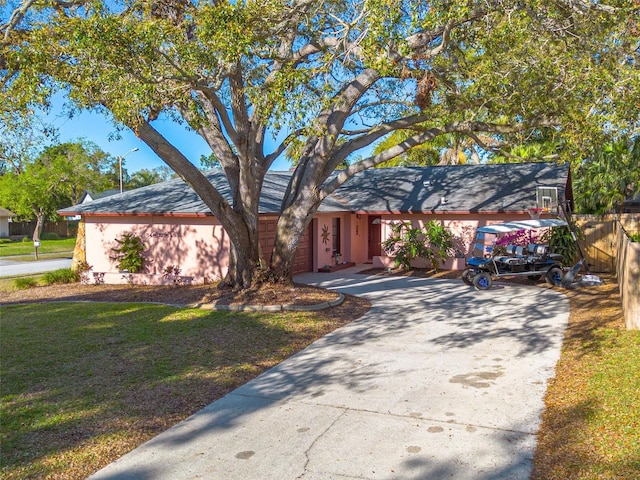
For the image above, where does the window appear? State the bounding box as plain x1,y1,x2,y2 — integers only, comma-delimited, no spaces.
332,217,341,253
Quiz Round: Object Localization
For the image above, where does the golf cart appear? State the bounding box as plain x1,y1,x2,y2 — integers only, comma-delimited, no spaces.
462,218,570,290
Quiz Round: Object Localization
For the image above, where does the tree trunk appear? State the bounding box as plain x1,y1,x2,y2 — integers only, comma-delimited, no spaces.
32,213,45,242
268,199,316,284
133,121,265,291
221,216,261,290
217,168,264,290
71,220,86,271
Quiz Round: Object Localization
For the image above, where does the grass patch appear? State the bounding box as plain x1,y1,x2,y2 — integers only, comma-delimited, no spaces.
42,268,80,285
0,238,76,257
12,277,39,290
532,281,640,480
0,301,358,479
0,276,44,293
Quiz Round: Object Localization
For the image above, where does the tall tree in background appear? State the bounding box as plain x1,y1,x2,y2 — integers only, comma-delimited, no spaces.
373,130,489,167
127,166,177,189
0,141,113,240
488,132,562,164
2,1,638,288
574,136,640,214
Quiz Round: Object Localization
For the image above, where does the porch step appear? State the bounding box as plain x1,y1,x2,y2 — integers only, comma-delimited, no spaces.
318,262,356,273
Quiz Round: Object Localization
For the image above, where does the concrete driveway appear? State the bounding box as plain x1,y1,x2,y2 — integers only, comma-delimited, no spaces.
89,267,569,480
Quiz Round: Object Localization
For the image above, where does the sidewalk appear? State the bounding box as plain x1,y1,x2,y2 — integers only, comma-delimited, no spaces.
89,267,569,480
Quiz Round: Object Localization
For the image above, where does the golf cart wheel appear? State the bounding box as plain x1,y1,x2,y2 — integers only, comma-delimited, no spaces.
546,267,563,286
473,272,493,290
462,269,474,286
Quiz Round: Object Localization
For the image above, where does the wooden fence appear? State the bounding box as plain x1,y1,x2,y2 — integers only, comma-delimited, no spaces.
616,220,640,330
574,214,640,273
572,214,639,330
9,220,78,239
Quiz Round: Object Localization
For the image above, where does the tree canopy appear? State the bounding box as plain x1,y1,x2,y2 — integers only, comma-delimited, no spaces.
127,166,177,189
0,112,57,176
0,140,114,240
2,0,638,287
574,135,640,214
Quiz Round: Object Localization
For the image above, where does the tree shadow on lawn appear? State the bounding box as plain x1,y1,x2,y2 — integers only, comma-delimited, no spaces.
560,280,628,356
0,300,359,479
531,397,640,480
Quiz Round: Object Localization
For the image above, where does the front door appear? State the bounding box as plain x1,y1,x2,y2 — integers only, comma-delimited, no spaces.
368,216,381,258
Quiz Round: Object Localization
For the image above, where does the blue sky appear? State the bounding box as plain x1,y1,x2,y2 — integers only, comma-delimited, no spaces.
45,96,293,174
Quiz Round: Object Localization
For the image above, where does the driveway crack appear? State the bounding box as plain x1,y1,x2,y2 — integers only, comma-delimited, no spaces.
296,407,349,479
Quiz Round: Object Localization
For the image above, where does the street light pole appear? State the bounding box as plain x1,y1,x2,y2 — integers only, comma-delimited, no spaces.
119,147,139,193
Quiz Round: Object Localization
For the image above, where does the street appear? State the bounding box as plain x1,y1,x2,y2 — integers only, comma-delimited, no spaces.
0,257,73,277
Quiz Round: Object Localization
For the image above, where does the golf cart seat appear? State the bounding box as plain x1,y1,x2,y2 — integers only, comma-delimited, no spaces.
495,244,515,262
527,243,563,262
496,245,526,266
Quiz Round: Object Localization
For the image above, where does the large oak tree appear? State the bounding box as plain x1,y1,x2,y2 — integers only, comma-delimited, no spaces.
2,0,638,288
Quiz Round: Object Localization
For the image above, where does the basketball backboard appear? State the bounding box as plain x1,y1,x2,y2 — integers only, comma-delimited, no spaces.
536,186,559,212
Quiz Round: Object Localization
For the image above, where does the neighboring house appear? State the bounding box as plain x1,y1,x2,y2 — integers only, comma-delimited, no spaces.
0,208,16,238
79,189,122,204
66,190,122,221
58,162,572,284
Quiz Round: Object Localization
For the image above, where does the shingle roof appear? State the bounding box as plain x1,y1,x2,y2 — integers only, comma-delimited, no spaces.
58,162,570,217
0,207,16,217
59,170,348,216
332,162,570,213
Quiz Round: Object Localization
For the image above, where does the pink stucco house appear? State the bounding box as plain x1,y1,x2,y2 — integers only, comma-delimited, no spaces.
59,162,572,284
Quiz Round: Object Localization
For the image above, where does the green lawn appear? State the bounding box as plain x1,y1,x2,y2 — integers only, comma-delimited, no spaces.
0,238,76,258
0,301,350,479
532,281,640,480
583,327,640,476
2,281,638,480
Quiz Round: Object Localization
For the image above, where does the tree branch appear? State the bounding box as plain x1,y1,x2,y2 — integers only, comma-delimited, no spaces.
1,0,89,45
320,119,555,198
134,120,235,220
2,0,37,44
326,113,430,172
315,68,381,158
195,87,239,146
265,128,303,167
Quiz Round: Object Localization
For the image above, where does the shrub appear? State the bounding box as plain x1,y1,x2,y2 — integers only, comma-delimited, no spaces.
629,232,640,242
73,260,92,274
21,236,30,242
544,225,582,265
40,232,61,240
163,265,185,285
13,277,38,289
42,269,80,285
0,238,13,244
382,220,455,271
110,233,147,273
